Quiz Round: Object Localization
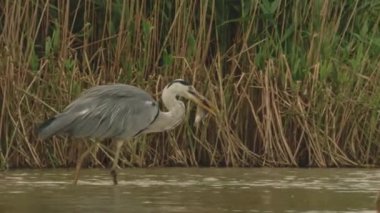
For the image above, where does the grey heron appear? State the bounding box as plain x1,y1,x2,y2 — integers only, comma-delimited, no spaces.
37,79,216,185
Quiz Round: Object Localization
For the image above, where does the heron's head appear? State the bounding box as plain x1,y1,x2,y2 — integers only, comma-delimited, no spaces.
164,79,217,116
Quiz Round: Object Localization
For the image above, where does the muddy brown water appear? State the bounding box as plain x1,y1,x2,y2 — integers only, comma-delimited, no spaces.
0,168,379,212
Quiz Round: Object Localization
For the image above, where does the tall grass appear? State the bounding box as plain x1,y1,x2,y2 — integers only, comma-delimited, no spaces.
1,0,380,169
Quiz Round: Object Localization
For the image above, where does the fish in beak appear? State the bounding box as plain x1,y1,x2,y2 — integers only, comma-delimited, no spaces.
186,87,217,117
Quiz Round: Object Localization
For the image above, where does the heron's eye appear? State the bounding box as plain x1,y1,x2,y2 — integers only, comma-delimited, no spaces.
175,95,180,100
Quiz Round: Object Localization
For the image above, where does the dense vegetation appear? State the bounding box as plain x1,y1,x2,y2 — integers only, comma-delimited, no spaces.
1,0,380,169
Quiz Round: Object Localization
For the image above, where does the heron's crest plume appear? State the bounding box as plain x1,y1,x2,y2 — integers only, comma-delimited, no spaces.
167,79,191,88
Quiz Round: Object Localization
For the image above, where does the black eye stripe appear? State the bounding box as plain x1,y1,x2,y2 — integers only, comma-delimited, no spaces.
167,79,191,88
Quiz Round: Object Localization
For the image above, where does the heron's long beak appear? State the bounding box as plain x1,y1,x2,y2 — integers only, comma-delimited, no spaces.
187,88,217,116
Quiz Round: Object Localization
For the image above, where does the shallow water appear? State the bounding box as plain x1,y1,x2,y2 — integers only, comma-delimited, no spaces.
0,168,379,212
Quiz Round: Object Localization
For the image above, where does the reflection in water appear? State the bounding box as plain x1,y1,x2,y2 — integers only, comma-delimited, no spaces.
0,168,379,213
377,192,380,213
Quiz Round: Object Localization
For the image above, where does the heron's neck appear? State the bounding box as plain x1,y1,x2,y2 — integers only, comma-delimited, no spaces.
143,88,185,133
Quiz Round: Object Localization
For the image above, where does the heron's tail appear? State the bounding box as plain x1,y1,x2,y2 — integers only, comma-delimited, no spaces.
37,117,57,139
37,114,78,139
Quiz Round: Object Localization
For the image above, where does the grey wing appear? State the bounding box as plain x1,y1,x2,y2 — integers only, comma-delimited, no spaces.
38,84,159,140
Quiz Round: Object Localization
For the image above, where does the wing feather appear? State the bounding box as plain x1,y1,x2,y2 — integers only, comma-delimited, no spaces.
38,84,159,140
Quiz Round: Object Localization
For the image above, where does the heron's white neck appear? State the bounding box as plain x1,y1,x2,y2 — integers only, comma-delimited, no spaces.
143,87,185,133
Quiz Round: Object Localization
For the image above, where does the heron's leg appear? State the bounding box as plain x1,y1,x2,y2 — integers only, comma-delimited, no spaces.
110,140,124,185
73,141,98,185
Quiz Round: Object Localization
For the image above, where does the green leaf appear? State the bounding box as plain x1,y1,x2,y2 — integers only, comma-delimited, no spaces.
142,20,152,36
51,20,60,53
162,50,173,66
64,59,74,71
187,33,196,57
30,49,39,72
269,0,280,14
44,36,52,57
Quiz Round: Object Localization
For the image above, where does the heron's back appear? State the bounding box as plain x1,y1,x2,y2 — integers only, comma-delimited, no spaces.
38,84,159,140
